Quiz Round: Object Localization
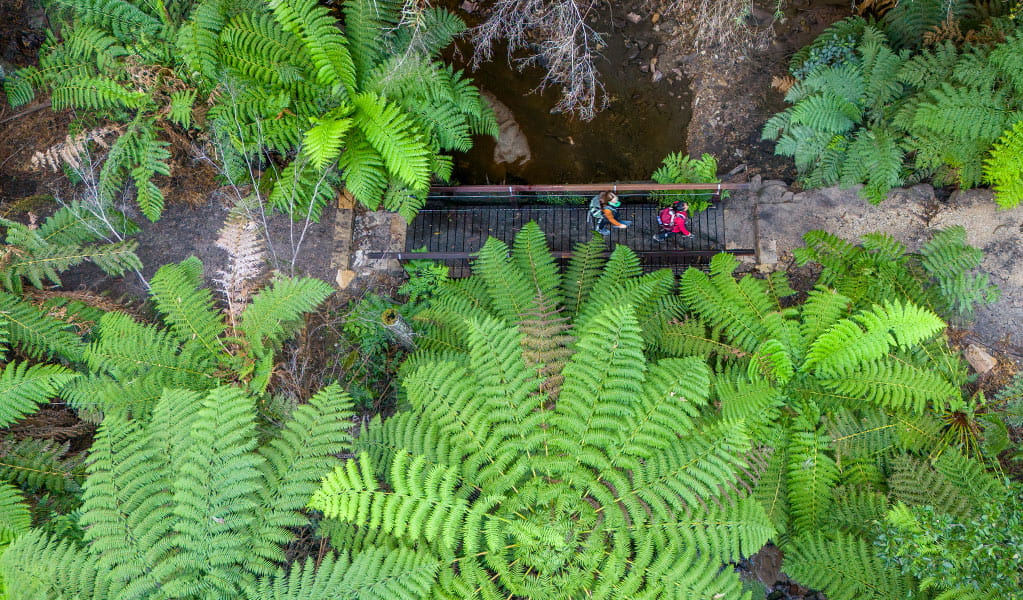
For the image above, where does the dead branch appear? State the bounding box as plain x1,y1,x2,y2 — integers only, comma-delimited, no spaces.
472,0,607,120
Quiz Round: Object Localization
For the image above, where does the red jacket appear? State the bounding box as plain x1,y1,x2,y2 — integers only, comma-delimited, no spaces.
660,208,691,235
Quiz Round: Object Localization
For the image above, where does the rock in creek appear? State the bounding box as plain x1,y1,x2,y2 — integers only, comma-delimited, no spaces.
481,90,532,167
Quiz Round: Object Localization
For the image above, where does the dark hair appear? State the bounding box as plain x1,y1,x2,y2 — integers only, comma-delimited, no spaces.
671,200,685,210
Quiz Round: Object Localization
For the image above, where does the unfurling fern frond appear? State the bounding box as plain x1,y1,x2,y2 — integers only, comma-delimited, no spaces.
983,119,1023,209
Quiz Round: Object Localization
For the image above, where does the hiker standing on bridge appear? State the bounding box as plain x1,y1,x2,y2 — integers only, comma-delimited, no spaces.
590,191,631,236
653,201,693,242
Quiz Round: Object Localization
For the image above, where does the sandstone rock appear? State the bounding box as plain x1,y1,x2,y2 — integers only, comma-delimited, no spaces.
480,90,531,166
336,268,357,289
964,344,997,374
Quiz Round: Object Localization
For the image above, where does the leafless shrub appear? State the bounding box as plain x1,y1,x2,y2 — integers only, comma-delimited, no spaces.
472,0,608,120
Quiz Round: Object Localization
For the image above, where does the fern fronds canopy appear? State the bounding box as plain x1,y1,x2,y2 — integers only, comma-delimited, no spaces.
312,224,774,599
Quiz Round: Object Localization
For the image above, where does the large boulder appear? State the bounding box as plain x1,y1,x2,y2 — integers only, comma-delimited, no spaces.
481,90,532,167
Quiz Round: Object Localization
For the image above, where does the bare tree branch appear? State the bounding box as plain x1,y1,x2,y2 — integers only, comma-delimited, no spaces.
471,0,608,120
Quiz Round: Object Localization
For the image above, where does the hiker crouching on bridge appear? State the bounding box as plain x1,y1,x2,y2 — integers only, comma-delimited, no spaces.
653,201,693,242
590,191,631,236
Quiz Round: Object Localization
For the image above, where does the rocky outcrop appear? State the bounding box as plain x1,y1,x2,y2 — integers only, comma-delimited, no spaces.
725,178,1023,354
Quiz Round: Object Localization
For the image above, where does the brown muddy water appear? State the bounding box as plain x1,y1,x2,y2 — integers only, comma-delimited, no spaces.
447,23,692,184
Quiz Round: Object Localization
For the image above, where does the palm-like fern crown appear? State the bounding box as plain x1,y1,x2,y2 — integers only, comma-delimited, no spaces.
211,0,496,221
0,384,355,599
310,223,775,599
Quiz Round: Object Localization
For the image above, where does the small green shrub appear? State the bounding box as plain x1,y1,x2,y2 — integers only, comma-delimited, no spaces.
878,484,1023,600
650,152,724,212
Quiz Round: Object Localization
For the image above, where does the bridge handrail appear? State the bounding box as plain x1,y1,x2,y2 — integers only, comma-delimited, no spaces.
430,183,748,193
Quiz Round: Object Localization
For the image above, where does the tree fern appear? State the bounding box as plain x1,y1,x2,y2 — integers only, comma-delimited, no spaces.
312,227,773,599
2,383,364,600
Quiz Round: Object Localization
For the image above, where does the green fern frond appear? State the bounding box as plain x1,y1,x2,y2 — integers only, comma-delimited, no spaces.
988,31,1023,94
552,304,646,456
167,89,196,128
784,531,916,600
302,112,354,171
678,253,772,353
920,225,1001,317
886,454,974,516
337,135,388,208
560,236,606,317
913,83,1009,143
0,436,83,494
352,92,432,192
267,0,356,89
250,384,354,568
164,386,263,596
787,431,839,533
789,90,863,134
0,361,76,428
983,119,1023,209
819,359,958,414
0,291,86,362
898,40,959,89
69,0,163,41
470,236,543,325
342,0,401,82
0,483,30,548
0,530,112,599
252,548,441,600
239,275,333,357
51,75,147,111
841,127,905,203
803,300,944,376
150,258,227,357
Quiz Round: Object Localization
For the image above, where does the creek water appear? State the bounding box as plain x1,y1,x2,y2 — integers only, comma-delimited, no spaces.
447,27,693,185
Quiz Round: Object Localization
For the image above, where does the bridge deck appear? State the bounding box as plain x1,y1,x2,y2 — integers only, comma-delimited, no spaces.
405,202,732,277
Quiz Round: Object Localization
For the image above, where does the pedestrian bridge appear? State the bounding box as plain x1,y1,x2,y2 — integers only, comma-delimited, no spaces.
369,183,754,277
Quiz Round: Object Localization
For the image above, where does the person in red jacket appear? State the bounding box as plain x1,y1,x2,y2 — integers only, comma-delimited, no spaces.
653,201,693,242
